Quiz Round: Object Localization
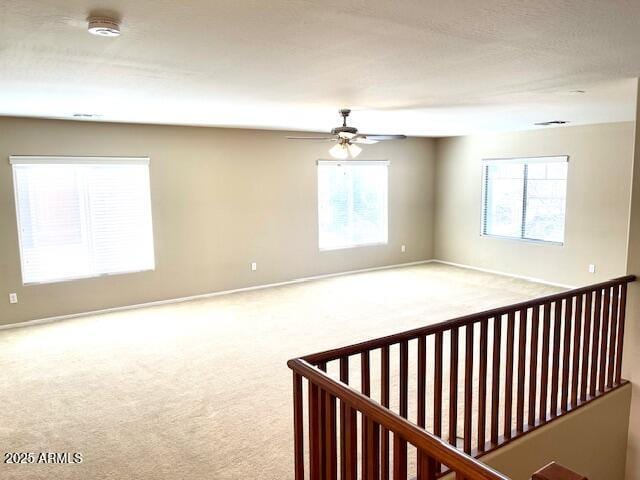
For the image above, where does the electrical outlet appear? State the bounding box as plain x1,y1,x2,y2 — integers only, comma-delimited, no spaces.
9,293,17,304
401,244,406,253
251,262,257,271
588,264,596,274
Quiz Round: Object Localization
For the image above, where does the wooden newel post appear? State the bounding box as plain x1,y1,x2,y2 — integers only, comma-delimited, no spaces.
532,462,587,480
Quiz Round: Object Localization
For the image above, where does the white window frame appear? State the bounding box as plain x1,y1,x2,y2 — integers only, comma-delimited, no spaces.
317,159,389,251
480,155,569,246
10,155,156,285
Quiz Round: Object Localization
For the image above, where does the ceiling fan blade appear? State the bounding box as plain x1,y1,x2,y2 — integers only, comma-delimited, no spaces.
351,137,378,144
362,134,407,141
286,136,337,142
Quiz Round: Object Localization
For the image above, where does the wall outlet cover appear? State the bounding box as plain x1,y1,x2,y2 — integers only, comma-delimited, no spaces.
588,264,596,273
251,262,257,271
9,293,17,304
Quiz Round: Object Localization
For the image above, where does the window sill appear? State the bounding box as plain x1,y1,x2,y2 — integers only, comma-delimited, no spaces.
319,242,388,252
23,267,155,286
480,234,564,247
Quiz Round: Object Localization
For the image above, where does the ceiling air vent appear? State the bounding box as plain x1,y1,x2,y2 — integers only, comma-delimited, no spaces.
534,120,570,126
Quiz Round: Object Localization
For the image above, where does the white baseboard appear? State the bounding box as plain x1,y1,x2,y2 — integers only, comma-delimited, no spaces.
0,259,435,331
1,258,574,331
431,259,576,289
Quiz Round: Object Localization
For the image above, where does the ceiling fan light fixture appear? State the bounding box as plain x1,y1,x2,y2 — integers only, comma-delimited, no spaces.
348,143,362,157
329,142,362,160
329,143,349,160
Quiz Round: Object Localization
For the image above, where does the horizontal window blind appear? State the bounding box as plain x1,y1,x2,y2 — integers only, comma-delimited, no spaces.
481,156,568,244
11,156,155,284
317,160,388,250
482,156,568,165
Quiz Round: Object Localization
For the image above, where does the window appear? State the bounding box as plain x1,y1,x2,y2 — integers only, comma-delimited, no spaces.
11,156,155,284
481,156,568,244
317,160,388,250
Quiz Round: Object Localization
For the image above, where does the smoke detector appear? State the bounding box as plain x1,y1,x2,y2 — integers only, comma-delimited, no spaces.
88,16,121,37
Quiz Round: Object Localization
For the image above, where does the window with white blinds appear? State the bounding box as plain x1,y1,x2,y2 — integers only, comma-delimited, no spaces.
481,156,568,244
317,160,388,250
11,156,155,284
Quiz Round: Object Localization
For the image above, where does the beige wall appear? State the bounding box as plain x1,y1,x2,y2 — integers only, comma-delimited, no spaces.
624,80,640,480
0,117,436,326
434,122,635,287
481,384,632,480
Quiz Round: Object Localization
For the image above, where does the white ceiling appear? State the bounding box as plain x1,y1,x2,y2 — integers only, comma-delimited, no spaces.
1,0,639,136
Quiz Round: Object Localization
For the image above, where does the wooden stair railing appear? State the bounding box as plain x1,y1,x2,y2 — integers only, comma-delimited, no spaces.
288,358,508,480
288,275,635,480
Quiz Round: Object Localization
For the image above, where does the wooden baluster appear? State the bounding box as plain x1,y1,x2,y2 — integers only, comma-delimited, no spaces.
398,341,409,479
417,336,427,479
418,336,427,429
434,332,443,473
318,362,327,479
607,286,620,389
381,346,390,480
361,353,370,395
325,391,337,480
400,340,409,419
366,417,380,480
504,312,515,439
344,405,357,480
615,283,628,384
590,290,602,397
449,327,460,447
539,303,551,421
571,295,583,407
308,382,320,480
339,357,350,480
490,315,502,446
293,372,304,480
478,318,488,452
550,301,562,417
393,433,407,480
463,323,474,453
362,352,371,479
561,296,573,412
528,305,540,427
580,292,593,401
598,287,611,393
417,451,437,480
516,308,527,432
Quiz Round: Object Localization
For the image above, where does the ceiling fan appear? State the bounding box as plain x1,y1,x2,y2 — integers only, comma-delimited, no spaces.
286,109,407,159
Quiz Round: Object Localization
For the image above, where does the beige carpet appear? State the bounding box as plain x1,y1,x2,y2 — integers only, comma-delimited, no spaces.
0,263,561,480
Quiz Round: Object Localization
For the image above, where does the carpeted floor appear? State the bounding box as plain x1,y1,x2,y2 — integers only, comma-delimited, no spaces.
0,263,561,480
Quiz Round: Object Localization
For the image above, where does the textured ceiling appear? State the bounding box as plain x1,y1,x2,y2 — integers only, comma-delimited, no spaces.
0,0,639,136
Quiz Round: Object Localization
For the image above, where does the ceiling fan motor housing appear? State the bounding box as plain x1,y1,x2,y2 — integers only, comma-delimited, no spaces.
331,126,358,135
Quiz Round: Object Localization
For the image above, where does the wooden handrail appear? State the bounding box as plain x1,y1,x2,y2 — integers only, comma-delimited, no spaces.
302,275,636,364
288,358,509,480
